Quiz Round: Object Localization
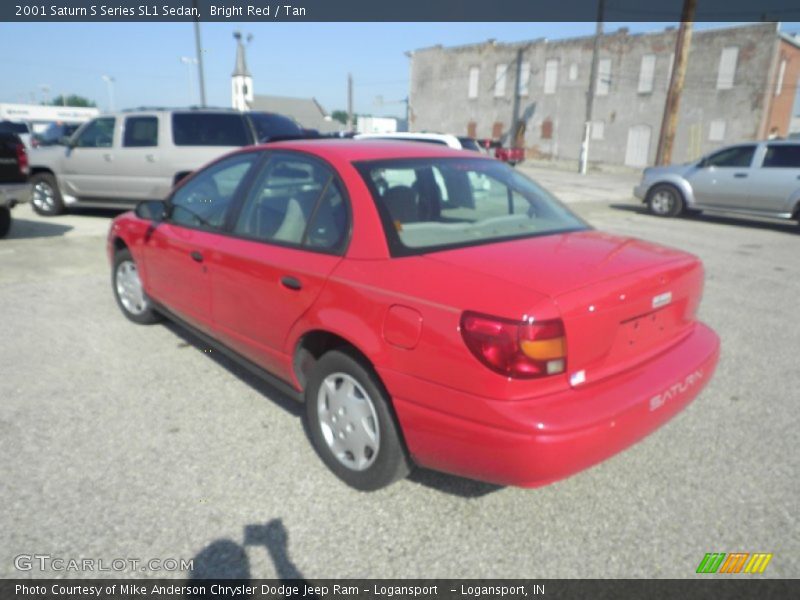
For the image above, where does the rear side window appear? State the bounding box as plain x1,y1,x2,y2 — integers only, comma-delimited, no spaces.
762,145,800,168
172,113,250,146
704,145,755,168
457,137,481,152
123,116,158,147
0,121,29,134
233,153,348,252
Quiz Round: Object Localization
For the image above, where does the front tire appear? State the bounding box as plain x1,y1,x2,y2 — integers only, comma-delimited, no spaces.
0,207,10,238
304,350,411,491
646,184,685,217
30,173,65,216
112,249,160,324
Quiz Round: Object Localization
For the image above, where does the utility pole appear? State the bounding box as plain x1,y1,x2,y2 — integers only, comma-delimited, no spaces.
347,73,354,132
511,48,523,147
193,0,207,107
655,0,696,165
579,0,604,174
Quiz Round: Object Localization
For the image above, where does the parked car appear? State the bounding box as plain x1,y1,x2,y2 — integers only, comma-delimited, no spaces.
0,132,31,238
478,139,525,166
0,121,33,151
31,121,81,147
28,108,304,216
354,132,482,152
635,140,800,225
108,139,720,490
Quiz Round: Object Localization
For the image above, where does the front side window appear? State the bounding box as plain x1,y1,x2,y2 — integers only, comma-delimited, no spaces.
356,158,587,256
704,145,755,168
233,153,348,251
123,116,158,147
762,145,800,168
172,113,250,146
74,117,115,148
170,153,257,230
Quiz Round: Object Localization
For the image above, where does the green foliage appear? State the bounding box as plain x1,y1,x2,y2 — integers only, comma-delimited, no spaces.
48,95,97,108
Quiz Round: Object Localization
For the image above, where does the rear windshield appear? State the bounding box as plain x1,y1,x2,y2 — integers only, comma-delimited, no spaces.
0,121,29,134
457,137,481,152
172,113,250,146
356,157,587,256
247,112,304,141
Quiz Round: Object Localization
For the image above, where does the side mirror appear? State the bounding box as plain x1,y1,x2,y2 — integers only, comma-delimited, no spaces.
134,200,167,222
58,136,72,146
697,157,709,168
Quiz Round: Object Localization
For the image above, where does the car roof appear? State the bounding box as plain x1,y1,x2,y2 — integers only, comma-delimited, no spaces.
255,138,484,161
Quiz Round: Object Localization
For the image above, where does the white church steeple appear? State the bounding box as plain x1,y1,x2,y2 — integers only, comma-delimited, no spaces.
231,32,253,111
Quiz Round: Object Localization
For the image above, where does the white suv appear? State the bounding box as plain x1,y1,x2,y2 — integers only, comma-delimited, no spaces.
28,108,303,216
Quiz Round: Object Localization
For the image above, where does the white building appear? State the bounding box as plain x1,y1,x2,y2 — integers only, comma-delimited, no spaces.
231,31,254,112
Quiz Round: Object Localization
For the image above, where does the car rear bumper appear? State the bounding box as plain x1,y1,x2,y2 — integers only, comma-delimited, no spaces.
0,182,31,207
385,322,720,487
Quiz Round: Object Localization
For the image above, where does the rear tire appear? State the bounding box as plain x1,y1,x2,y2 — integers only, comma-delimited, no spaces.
30,173,65,216
304,349,411,491
112,248,161,324
647,184,685,217
0,207,10,238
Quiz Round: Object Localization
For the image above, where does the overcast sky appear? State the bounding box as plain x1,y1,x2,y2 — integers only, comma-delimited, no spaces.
3,21,799,117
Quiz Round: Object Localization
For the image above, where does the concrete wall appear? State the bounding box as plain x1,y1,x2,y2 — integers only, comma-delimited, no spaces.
409,23,781,166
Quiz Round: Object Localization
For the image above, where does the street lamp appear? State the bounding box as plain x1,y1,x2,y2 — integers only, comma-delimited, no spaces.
180,56,198,106
39,84,51,105
101,75,115,111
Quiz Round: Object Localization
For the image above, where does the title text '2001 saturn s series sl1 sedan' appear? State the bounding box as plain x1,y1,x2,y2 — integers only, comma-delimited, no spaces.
107,140,720,490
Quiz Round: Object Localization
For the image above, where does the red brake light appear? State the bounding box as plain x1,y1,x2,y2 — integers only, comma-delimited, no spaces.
460,311,566,379
15,143,29,176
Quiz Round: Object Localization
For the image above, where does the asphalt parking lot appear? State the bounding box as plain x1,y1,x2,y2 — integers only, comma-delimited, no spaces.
1,166,798,580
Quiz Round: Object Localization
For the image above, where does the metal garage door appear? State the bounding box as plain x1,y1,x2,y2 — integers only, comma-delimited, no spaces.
625,125,651,167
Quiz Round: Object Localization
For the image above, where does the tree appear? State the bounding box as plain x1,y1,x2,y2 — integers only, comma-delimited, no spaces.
48,95,97,108
330,110,348,125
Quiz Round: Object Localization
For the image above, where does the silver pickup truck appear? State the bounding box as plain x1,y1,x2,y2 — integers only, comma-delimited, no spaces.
28,108,304,216
0,132,31,238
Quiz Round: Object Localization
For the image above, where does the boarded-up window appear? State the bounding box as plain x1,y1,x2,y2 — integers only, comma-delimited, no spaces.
716,47,738,90
467,121,477,138
591,120,604,140
666,53,675,88
596,58,611,96
775,59,787,96
708,120,726,142
541,118,553,140
638,54,656,93
569,63,578,81
492,121,503,139
544,59,559,94
518,62,531,96
494,64,507,97
468,66,480,99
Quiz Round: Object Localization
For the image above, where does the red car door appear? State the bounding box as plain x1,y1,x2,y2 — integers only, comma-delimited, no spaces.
208,152,350,380
142,152,260,332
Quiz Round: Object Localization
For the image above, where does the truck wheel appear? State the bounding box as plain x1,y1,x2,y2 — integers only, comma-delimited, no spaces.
647,184,685,217
0,207,10,238
304,349,411,491
30,173,65,216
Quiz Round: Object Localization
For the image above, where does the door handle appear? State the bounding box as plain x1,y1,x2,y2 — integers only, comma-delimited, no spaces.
733,172,748,178
145,154,156,162
190,251,204,263
103,153,113,162
280,276,302,291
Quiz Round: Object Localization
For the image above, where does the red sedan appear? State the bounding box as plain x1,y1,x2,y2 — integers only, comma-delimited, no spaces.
107,140,720,491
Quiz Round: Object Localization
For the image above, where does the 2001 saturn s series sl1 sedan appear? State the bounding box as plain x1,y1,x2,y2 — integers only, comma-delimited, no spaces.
107,140,720,490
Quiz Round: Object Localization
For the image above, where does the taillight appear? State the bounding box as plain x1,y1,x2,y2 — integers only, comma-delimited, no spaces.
15,143,29,176
460,311,566,379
